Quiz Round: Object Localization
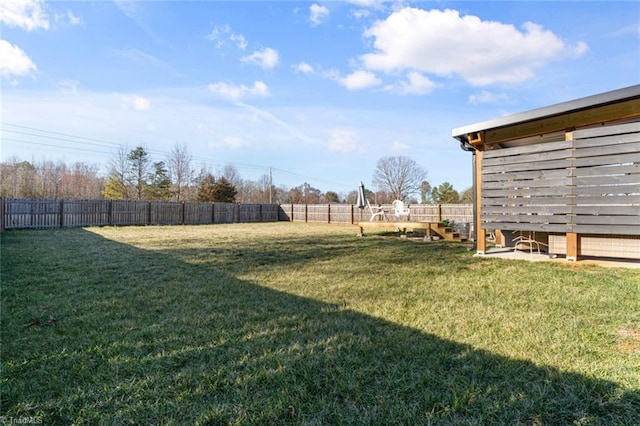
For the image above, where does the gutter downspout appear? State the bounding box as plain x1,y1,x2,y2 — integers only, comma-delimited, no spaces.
459,140,477,251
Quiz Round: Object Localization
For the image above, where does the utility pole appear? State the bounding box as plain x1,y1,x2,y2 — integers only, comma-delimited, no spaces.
269,167,273,204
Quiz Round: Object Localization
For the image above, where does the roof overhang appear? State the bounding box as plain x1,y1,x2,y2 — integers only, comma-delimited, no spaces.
452,84,640,150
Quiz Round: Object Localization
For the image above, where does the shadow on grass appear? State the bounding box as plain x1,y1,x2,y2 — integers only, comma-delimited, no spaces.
1,228,638,424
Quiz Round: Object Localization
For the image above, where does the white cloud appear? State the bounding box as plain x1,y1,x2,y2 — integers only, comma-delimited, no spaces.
338,70,381,90
310,4,329,26
571,41,589,57
347,0,383,7
230,33,247,50
0,0,49,30
114,1,139,18
206,24,230,48
391,141,410,151
395,72,437,95
0,40,37,81
611,22,640,38
210,135,248,149
122,95,151,111
207,24,247,50
61,10,82,25
468,90,508,105
57,79,79,93
361,7,588,86
116,47,162,65
208,81,270,100
329,128,359,152
350,9,371,19
293,61,314,74
242,47,279,69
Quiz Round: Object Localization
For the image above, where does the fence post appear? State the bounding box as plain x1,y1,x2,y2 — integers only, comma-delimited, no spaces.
437,204,442,223
181,202,186,225
148,202,152,225
211,203,215,224
59,199,64,228
0,197,4,231
291,204,294,222
305,204,308,222
327,204,331,224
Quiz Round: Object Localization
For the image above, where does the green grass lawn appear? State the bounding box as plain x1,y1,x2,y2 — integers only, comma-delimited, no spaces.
1,222,639,425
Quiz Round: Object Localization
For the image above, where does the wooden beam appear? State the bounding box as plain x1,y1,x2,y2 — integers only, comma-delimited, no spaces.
481,99,640,147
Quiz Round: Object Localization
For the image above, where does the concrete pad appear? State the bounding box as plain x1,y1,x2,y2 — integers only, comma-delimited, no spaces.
477,247,640,269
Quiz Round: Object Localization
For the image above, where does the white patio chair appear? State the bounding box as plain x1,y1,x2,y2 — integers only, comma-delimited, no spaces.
391,200,410,221
367,200,387,222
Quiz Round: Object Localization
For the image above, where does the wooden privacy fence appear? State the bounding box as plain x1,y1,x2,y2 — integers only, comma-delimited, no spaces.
0,198,473,230
0,199,280,230
278,204,473,225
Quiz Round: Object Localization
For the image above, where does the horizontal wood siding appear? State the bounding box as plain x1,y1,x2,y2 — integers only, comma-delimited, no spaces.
481,121,640,236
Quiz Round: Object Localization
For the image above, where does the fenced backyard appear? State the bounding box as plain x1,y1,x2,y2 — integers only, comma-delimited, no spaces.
1,223,638,424
0,198,473,230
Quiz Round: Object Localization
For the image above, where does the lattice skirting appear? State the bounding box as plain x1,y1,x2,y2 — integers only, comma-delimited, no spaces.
549,234,640,260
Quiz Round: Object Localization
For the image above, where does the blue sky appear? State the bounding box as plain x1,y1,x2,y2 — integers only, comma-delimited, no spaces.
1,0,639,195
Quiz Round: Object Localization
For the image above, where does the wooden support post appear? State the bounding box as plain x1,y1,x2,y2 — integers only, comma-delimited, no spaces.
350,204,355,225
59,199,64,228
495,229,504,247
327,204,331,224
566,233,579,261
304,204,308,223
0,197,5,231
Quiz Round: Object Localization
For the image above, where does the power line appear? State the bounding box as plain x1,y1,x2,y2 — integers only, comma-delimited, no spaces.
1,122,353,190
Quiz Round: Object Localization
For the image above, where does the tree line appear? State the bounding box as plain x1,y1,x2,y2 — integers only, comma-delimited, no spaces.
1,145,471,204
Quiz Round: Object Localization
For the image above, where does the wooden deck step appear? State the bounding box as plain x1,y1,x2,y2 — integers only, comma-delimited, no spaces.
356,221,462,242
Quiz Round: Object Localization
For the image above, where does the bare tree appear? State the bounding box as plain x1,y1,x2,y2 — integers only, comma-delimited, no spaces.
104,145,131,199
0,158,37,198
372,156,427,201
167,142,193,202
72,162,104,199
